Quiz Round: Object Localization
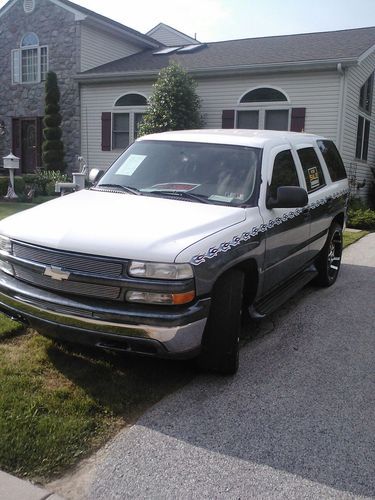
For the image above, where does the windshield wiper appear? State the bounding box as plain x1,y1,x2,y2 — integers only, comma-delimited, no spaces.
94,183,141,195
144,190,210,204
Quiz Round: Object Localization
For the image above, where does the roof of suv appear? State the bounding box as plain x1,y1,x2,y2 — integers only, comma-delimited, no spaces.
138,129,326,148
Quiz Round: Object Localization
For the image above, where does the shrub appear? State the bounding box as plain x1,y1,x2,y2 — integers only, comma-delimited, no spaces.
138,63,203,136
347,208,375,230
42,72,65,171
33,170,69,196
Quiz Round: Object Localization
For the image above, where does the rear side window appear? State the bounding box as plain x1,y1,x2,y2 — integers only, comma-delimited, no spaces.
317,140,347,182
269,150,300,199
297,147,326,193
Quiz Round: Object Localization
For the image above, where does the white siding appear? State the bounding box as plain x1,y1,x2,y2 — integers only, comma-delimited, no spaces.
81,82,154,167
341,50,375,200
81,70,342,169
80,24,141,71
147,24,197,46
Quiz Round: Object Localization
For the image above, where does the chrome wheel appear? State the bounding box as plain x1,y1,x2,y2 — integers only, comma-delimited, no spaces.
327,230,342,281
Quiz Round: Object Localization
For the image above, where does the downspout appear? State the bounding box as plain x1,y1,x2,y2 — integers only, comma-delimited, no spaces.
336,63,347,151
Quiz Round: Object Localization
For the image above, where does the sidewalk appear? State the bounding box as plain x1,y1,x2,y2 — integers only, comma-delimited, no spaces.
0,470,64,499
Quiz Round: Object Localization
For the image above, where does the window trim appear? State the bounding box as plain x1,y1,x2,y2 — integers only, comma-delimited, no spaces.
355,115,370,162
238,86,290,105
236,106,291,130
111,108,147,150
359,73,374,115
11,38,48,84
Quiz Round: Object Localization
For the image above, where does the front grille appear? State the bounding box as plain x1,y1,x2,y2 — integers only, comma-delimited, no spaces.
14,265,121,300
13,243,123,277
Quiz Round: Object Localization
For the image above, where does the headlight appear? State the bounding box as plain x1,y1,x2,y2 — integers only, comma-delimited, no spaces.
0,235,12,254
128,261,193,280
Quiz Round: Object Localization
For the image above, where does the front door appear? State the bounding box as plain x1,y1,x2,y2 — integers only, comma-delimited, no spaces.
21,120,37,172
12,117,42,173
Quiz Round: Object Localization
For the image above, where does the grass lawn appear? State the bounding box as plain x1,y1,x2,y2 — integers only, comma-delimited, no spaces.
343,230,369,248
0,202,36,219
0,331,193,481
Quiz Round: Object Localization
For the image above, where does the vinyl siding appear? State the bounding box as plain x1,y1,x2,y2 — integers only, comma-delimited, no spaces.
80,24,141,71
147,25,196,46
81,69,342,169
341,50,375,200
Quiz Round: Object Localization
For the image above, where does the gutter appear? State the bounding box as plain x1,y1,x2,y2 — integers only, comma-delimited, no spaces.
336,63,347,151
75,58,359,83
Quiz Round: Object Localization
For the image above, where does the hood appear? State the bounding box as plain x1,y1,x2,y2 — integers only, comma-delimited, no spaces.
0,190,246,262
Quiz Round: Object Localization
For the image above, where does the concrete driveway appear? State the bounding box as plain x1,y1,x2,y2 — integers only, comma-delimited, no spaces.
68,235,375,499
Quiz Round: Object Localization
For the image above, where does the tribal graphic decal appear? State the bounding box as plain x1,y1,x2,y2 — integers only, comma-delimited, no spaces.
190,188,349,266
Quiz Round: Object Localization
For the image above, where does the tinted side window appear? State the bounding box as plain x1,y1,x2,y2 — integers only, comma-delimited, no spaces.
269,150,300,199
297,147,326,193
317,140,347,182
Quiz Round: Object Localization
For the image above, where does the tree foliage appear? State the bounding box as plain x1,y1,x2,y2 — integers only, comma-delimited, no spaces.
138,63,203,136
42,72,65,171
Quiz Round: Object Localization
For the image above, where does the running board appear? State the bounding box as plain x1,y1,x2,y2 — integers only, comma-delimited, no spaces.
249,266,318,318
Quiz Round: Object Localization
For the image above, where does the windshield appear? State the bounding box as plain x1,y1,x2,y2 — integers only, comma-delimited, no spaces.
97,140,262,206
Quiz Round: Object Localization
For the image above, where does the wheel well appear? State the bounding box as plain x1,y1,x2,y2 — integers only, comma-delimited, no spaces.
236,259,259,309
332,212,345,228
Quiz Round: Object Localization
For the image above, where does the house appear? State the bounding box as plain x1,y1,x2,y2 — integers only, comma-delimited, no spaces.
0,0,374,201
77,26,375,200
0,0,159,172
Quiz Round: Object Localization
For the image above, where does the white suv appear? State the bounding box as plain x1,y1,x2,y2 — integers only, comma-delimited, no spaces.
0,130,349,374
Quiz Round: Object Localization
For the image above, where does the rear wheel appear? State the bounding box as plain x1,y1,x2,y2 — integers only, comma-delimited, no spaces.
315,223,343,287
197,268,244,375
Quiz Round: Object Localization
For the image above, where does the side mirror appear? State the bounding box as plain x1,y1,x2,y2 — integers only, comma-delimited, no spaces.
89,168,104,184
267,186,308,209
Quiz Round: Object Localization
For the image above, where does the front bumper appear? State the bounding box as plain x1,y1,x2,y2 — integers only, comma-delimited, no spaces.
0,273,210,358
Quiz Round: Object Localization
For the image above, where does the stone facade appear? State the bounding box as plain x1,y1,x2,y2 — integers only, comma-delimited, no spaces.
0,0,80,171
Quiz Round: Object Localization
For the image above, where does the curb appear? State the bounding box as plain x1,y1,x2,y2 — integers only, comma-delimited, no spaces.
0,471,64,500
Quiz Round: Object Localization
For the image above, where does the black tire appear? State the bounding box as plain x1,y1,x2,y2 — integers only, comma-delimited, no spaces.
197,268,244,375
315,223,343,287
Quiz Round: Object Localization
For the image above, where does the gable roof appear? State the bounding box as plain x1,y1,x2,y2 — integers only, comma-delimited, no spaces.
0,0,159,48
147,22,199,45
78,26,375,80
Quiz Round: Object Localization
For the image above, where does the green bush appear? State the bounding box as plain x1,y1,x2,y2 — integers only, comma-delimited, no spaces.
138,62,203,136
347,208,375,230
33,170,69,196
42,72,65,171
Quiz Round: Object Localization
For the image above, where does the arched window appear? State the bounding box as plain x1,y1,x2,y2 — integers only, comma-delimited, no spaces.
110,93,148,150
115,94,147,106
237,87,290,131
12,32,48,83
240,87,288,103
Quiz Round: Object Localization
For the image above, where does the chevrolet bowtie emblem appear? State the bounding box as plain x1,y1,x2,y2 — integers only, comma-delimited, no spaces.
43,265,70,281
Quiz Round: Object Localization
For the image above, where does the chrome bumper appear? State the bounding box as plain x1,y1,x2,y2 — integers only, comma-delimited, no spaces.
0,274,209,356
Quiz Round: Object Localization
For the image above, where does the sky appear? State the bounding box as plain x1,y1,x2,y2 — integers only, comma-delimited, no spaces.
1,0,375,42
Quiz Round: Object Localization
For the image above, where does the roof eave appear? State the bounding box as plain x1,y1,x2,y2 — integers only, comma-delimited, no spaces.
75,57,359,83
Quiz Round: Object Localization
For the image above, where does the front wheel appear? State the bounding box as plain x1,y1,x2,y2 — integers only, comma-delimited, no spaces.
197,268,244,375
315,223,343,287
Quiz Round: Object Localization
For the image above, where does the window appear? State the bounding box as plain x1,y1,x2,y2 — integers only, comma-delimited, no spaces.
111,93,148,150
297,148,326,192
359,73,373,114
317,140,347,182
355,116,370,161
269,150,300,199
12,32,48,84
237,87,290,131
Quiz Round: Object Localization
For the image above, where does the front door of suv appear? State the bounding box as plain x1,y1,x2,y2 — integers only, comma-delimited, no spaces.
260,146,310,294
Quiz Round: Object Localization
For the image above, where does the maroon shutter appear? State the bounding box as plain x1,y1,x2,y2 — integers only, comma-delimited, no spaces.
222,110,235,129
101,112,111,151
290,108,306,132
